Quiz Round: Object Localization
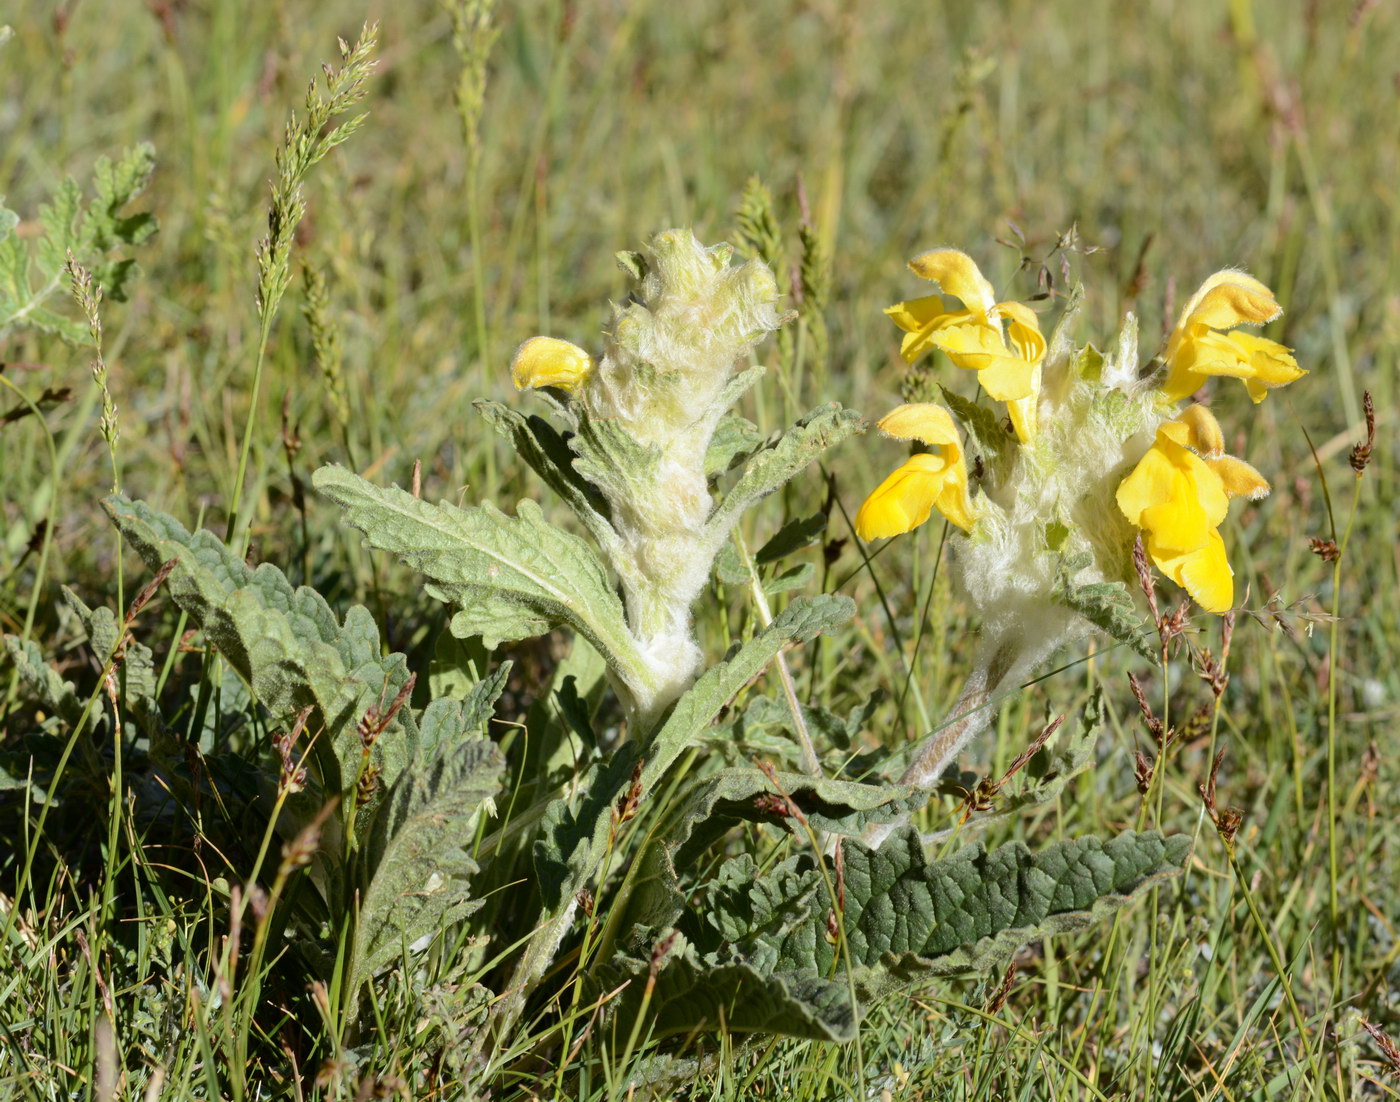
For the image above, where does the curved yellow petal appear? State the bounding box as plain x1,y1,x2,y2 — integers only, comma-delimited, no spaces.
972,350,1039,402
1140,491,1214,555
907,249,997,313
1005,363,1041,443
1183,278,1281,331
877,403,962,449
1151,528,1234,614
884,294,952,335
1206,455,1271,500
996,301,1047,364
855,453,966,540
1118,429,1228,531
1116,444,1184,529
1162,272,1302,404
890,306,983,364
1174,404,1225,457
511,336,594,392
1229,332,1306,399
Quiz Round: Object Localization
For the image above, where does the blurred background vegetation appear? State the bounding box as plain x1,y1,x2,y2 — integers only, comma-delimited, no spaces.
2,0,1398,1096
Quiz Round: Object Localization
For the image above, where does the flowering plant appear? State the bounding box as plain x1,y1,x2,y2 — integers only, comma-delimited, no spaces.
858,249,1304,792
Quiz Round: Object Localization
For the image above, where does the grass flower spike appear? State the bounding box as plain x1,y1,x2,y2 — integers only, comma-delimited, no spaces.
1161,270,1305,402
885,248,1046,441
511,335,594,392
1116,404,1270,613
856,403,975,538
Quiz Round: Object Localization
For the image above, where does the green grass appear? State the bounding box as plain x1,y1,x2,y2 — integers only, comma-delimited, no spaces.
2,0,1399,1098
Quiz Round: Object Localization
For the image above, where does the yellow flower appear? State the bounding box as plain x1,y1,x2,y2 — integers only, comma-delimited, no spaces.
1162,272,1306,403
1116,404,1270,613
855,403,976,539
884,249,1045,441
511,336,594,393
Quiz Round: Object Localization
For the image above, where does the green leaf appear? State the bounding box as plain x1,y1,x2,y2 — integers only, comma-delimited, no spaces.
473,399,616,551
993,689,1102,815
60,586,161,734
312,465,653,701
647,594,854,752
705,405,864,545
102,494,419,816
533,594,854,910
1052,553,1153,659
704,412,764,477
764,562,814,595
938,385,1013,470
705,693,878,766
0,145,157,337
3,635,84,729
755,513,827,565
621,768,930,934
352,712,505,996
568,409,660,517
604,828,1189,1041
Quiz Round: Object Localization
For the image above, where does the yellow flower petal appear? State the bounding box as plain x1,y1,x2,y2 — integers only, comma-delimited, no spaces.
1174,404,1225,457
906,248,997,312
511,336,594,392
1150,528,1234,614
883,294,952,335
994,302,1045,442
1006,363,1041,443
856,454,954,539
1206,455,1270,500
1180,276,1281,332
1229,332,1306,399
1161,272,1302,404
1118,418,1247,613
996,301,1047,364
926,322,1038,403
877,403,962,448
1116,441,1184,529
1140,489,1214,555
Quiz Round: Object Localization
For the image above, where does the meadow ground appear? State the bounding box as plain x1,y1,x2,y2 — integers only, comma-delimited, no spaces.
1,1,1398,1098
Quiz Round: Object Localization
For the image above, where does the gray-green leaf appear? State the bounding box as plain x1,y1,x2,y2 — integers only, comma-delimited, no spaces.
312,466,654,701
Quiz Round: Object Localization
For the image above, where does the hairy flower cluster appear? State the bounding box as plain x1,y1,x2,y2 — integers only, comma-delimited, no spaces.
860,250,1305,625
855,250,1305,794
511,229,781,719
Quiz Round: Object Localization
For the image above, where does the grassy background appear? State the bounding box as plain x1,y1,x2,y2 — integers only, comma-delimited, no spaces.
2,0,1397,1097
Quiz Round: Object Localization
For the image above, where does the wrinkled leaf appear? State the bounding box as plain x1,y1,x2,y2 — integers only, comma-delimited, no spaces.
603,829,1188,1041
312,466,652,700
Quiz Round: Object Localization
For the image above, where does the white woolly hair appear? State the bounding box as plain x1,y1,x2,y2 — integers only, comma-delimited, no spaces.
571,229,783,720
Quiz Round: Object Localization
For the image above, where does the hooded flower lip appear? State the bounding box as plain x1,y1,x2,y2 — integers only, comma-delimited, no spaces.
1116,404,1270,613
855,403,976,539
511,336,595,393
1161,271,1306,403
884,249,1046,441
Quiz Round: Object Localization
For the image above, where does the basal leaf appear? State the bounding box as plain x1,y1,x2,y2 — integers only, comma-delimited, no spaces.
704,411,764,477
646,593,854,751
533,595,854,910
353,724,505,995
622,768,929,934
102,494,418,815
1052,553,1153,659
604,828,1188,1041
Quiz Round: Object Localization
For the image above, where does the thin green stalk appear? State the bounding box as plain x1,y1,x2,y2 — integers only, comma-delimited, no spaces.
733,528,821,776
1325,478,1361,991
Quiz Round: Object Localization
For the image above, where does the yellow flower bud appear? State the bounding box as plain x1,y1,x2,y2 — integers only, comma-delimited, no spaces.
511,336,594,393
